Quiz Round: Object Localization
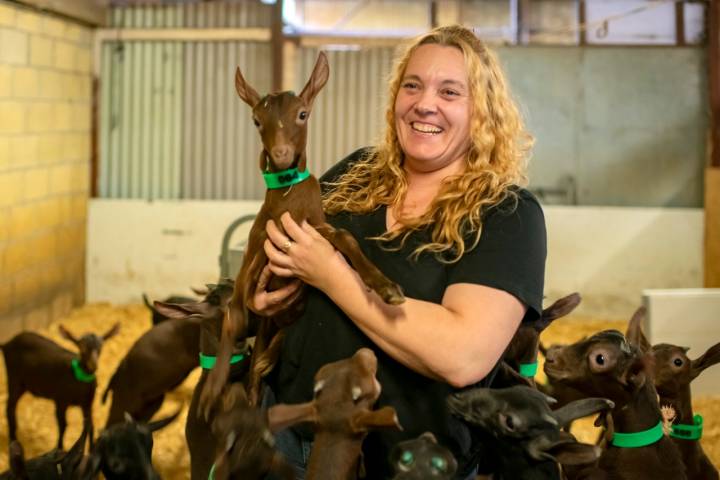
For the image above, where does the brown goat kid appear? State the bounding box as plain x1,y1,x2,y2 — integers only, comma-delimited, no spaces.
504,292,581,386
543,328,687,480
200,52,405,415
1,324,119,449
304,348,402,480
153,279,251,480
626,307,720,480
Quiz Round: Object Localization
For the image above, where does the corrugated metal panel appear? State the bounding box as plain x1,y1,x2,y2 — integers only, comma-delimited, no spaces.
100,2,272,200
109,1,272,28
297,47,396,175
181,41,271,200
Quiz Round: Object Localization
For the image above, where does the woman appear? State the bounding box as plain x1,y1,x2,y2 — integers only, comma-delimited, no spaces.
254,25,546,479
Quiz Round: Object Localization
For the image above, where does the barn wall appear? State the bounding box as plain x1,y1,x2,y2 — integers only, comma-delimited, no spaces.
0,1,91,340
86,200,703,319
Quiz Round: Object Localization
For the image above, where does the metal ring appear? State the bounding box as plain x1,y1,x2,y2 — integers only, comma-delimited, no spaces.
281,240,293,253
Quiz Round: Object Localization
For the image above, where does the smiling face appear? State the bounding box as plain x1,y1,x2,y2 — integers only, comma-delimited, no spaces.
394,44,472,174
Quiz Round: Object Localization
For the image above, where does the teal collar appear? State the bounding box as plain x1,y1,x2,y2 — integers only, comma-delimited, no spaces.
71,358,95,383
670,414,703,441
611,420,664,448
518,361,538,378
199,352,247,370
263,167,310,189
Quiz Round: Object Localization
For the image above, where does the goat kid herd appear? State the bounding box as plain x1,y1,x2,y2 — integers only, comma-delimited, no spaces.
0,286,718,480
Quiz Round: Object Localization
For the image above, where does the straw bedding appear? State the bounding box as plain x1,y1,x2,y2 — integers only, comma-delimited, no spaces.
0,305,717,478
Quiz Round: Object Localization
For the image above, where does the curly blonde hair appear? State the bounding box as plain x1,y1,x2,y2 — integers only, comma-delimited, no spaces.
323,25,534,263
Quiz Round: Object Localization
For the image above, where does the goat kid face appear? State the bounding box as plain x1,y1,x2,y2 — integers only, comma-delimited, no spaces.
652,342,720,397
59,323,120,373
390,432,457,479
543,330,650,405
235,52,329,171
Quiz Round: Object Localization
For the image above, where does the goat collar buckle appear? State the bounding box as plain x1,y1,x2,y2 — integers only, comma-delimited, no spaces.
71,358,96,383
518,361,538,378
670,414,703,441
611,420,664,448
263,167,310,189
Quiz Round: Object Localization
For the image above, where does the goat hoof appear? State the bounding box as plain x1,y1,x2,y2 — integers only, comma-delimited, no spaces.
378,283,405,305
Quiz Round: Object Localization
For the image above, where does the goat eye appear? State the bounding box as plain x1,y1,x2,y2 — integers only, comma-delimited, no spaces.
673,358,683,367
595,354,605,365
500,413,515,431
431,456,447,472
298,110,308,121
399,450,414,467
252,117,260,127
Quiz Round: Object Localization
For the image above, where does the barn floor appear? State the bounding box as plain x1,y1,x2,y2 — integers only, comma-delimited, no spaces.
0,304,717,478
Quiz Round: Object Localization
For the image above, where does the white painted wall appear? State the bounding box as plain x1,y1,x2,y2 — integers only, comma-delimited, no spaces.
87,200,704,318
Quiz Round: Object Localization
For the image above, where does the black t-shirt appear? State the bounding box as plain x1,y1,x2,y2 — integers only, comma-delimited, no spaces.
267,148,547,478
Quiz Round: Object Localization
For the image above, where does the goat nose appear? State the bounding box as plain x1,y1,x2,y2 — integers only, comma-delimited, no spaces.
271,145,291,161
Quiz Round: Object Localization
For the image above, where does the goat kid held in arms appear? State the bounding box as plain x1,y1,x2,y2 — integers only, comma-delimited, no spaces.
254,25,546,479
199,52,406,416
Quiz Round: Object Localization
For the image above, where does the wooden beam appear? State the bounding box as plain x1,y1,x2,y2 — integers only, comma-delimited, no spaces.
578,0,587,46
675,0,685,46
430,1,438,29
271,0,284,92
710,0,720,167
15,0,106,26
705,167,720,287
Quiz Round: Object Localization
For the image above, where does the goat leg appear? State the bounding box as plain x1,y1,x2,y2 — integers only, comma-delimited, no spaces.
199,304,241,421
55,401,68,450
316,224,405,305
6,390,21,442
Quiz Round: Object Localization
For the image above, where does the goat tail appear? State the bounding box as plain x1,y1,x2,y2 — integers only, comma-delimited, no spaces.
248,330,286,406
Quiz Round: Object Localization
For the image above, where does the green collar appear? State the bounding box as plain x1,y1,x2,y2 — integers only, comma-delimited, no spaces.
670,414,703,441
71,358,95,383
199,352,247,370
611,420,664,448
263,167,310,189
208,463,216,480
518,361,538,378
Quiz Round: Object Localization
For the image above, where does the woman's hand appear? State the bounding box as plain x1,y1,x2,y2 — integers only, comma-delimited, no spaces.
264,212,348,291
248,264,303,316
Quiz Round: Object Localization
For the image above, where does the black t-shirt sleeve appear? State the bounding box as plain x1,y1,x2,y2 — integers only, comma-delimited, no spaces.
446,189,547,322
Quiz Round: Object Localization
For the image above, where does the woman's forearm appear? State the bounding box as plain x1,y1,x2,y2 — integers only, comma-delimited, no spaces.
318,259,523,387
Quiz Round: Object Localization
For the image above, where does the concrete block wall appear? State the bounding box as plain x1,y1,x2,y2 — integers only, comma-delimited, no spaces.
0,1,92,340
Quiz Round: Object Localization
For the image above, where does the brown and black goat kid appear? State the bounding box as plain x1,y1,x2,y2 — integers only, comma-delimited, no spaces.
504,292,581,386
0,424,88,480
389,432,458,480
1,324,119,449
80,409,180,480
626,307,720,480
103,287,223,427
152,278,251,480
543,328,687,480
447,385,613,480
200,52,405,415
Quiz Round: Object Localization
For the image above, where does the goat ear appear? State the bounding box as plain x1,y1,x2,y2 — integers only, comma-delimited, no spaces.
267,401,317,433
552,397,614,429
536,292,581,331
690,342,720,381
153,301,208,319
350,406,401,433
235,66,261,107
299,51,330,109
58,324,79,345
102,322,120,341
547,441,601,466
625,306,651,353
491,361,532,388
147,407,182,432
